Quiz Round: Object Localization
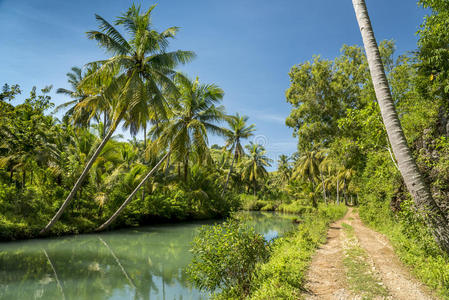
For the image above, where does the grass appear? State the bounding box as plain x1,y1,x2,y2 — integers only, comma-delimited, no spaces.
341,222,389,300
239,194,315,215
247,204,347,299
359,200,449,298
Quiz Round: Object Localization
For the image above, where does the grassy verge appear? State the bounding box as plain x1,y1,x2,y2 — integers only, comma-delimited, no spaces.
341,222,389,299
247,204,347,299
359,200,449,298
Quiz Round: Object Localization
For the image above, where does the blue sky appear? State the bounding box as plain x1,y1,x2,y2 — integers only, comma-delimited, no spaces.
0,0,426,169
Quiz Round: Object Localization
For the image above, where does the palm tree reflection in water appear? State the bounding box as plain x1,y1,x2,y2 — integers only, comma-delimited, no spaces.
0,212,294,299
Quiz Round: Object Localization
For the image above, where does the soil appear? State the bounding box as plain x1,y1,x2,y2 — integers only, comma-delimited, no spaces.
302,208,437,300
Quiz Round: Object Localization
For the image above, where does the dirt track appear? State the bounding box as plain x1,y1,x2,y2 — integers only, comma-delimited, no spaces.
303,208,436,300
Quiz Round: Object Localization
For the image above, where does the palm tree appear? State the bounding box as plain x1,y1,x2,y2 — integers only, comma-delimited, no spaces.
96,75,226,231
55,67,91,127
277,154,292,183
153,74,226,182
241,142,272,197
222,113,255,195
353,0,449,251
40,4,194,234
293,150,325,207
336,167,354,205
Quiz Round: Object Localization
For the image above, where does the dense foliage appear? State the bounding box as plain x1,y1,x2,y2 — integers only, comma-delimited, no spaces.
186,218,270,298
0,5,278,240
0,87,240,239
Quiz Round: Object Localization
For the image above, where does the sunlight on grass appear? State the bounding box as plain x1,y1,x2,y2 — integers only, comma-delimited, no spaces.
342,222,389,299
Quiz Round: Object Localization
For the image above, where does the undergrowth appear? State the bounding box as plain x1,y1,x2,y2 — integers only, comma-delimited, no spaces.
247,204,347,299
359,199,449,298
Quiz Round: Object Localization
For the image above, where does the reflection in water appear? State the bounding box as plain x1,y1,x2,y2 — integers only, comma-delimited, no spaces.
0,212,295,300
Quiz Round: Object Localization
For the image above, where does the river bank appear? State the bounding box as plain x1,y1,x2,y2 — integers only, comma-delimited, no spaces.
0,211,295,299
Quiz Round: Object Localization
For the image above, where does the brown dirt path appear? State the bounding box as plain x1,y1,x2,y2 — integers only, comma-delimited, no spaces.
303,211,353,299
303,208,437,300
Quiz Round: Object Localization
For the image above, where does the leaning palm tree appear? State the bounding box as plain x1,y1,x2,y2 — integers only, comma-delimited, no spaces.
96,75,226,231
222,113,255,195
40,4,194,234
241,142,272,197
353,0,449,251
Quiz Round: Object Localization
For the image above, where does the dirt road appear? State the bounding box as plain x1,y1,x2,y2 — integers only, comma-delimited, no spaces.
303,208,436,300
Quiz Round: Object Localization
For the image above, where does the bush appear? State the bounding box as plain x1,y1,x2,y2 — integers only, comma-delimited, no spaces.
186,218,270,298
276,201,313,214
260,203,275,211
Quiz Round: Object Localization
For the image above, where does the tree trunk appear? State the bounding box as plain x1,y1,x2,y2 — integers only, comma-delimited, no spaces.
222,144,237,196
40,125,117,235
336,177,339,205
142,124,147,203
184,155,189,183
102,111,107,138
353,0,449,252
320,172,327,204
311,180,317,208
253,179,256,197
343,178,348,205
96,152,170,231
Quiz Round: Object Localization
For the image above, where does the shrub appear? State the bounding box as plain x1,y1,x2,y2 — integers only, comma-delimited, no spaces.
186,218,270,298
276,201,313,214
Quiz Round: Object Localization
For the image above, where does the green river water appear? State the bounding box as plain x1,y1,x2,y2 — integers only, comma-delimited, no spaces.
0,211,296,300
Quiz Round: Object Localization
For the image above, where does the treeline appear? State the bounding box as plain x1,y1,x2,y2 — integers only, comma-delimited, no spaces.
0,5,280,240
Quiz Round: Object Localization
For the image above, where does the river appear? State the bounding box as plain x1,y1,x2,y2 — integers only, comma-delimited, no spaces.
0,211,296,300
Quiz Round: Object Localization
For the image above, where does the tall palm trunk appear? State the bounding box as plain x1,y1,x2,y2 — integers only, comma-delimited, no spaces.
320,172,327,204
353,0,449,252
102,111,107,138
336,177,339,205
142,124,147,202
184,155,189,182
310,179,317,208
253,179,256,197
40,123,118,235
222,142,237,196
96,152,170,231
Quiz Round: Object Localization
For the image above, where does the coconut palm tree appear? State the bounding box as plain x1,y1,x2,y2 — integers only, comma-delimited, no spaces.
55,67,91,127
241,142,272,197
293,149,326,207
96,75,226,231
222,113,255,195
352,0,449,252
40,4,194,234
153,74,226,182
277,154,292,184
